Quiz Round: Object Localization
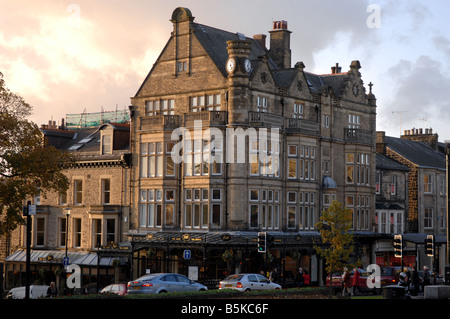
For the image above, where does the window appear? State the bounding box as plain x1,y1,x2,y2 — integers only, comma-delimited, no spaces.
102,179,111,204
165,190,175,228
424,208,433,229
140,142,163,178
249,140,259,176
93,219,102,247
322,114,329,128
288,145,297,179
59,218,67,247
346,153,354,184
391,175,397,195
257,96,268,112
299,192,316,230
294,103,303,118
348,114,360,129
440,175,446,196
139,189,163,228
35,217,46,246
166,142,175,177
211,189,222,228
177,61,187,72
145,99,175,116
73,218,82,247
424,174,433,193
300,146,316,181
375,171,381,194
249,189,279,230
59,191,67,205
74,179,83,205
106,219,116,245
190,94,221,112
102,134,112,154
185,188,209,229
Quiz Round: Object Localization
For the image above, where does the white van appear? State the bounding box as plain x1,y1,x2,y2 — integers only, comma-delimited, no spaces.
4,285,49,299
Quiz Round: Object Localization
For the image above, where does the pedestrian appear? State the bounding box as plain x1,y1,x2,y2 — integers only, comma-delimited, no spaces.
352,267,360,295
296,267,304,288
46,282,58,298
342,267,353,296
422,266,431,288
303,269,311,287
269,268,279,283
411,265,420,296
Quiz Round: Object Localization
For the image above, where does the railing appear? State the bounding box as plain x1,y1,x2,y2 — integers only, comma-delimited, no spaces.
344,128,374,145
248,111,283,127
184,111,227,126
140,115,181,130
285,118,320,135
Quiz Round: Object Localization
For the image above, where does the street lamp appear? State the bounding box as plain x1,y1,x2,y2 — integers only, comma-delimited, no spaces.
64,207,72,258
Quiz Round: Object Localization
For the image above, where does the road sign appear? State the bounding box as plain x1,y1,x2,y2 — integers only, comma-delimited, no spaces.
183,250,191,260
63,256,70,266
28,205,36,216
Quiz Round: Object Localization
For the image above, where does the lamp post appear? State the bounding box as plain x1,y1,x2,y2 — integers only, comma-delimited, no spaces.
64,207,72,259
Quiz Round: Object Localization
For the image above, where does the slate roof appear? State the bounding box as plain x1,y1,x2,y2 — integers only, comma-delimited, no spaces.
384,136,445,170
376,153,409,171
191,22,349,97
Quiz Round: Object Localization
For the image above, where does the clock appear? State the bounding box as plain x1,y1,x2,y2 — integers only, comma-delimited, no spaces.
244,58,252,73
226,58,236,73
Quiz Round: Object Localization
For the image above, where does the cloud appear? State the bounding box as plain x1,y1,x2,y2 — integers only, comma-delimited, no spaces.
380,55,450,135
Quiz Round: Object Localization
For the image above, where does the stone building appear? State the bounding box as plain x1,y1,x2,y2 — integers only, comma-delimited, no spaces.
2,121,132,291
376,130,447,273
126,7,377,285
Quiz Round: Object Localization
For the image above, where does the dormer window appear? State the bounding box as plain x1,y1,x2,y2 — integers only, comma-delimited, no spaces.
101,134,112,154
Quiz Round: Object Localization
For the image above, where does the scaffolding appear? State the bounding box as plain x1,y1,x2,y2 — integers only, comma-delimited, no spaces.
66,108,130,128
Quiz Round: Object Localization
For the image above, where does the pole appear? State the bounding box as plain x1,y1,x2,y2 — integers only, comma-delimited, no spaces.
25,201,31,300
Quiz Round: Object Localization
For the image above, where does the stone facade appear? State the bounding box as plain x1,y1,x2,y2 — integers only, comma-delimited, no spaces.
129,7,377,237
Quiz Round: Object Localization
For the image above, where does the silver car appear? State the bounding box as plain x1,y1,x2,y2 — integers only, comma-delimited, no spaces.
219,273,282,291
127,273,208,294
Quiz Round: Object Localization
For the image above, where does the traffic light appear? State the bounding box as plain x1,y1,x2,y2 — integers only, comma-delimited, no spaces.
393,234,402,258
425,235,434,257
257,232,266,253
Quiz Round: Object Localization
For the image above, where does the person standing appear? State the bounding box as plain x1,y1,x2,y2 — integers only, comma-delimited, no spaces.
342,267,353,296
46,282,58,298
422,266,431,288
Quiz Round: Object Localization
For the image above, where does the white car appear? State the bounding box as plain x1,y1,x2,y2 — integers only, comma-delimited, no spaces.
219,274,281,292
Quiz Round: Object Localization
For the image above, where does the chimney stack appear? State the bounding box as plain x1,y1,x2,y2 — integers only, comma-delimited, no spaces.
268,20,291,69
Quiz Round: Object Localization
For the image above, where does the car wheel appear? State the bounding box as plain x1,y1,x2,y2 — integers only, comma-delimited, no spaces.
244,288,251,292
158,290,167,294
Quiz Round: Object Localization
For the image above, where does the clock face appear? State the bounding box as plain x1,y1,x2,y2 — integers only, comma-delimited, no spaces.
244,59,251,73
226,58,236,73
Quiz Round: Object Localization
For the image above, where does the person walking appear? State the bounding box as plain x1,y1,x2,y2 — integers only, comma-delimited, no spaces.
411,265,420,296
352,267,360,295
296,267,304,288
422,266,431,288
342,267,352,296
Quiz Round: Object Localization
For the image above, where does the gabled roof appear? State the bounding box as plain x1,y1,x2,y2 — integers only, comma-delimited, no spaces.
192,23,274,77
385,136,445,170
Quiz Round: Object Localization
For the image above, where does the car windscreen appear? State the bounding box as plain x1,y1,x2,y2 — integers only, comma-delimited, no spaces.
135,274,160,282
224,275,243,281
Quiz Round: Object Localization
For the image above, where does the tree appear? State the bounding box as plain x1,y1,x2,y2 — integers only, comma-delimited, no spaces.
0,72,70,235
314,200,354,291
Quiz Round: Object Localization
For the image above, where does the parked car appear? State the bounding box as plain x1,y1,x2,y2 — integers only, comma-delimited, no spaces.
325,268,377,295
4,285,49,299
100,283,128,296
127,273,207,294
219,273,281,292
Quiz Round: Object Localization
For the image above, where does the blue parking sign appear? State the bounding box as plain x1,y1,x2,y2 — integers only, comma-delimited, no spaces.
183,250,191,260
63,256,70,266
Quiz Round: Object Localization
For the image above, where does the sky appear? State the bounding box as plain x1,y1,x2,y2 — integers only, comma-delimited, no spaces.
1,0,450,140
